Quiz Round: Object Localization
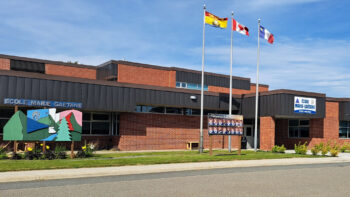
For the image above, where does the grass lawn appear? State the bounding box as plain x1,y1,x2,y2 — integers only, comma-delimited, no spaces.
0,150,321,172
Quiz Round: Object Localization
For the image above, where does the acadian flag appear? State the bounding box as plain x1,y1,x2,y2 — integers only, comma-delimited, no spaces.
205,11,228,28
232,18,249,36
259,26,274,44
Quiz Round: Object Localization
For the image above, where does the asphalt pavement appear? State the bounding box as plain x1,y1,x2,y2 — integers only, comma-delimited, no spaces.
1,162,350,197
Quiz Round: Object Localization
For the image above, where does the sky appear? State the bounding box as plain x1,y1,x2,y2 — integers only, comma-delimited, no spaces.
0,0,350,97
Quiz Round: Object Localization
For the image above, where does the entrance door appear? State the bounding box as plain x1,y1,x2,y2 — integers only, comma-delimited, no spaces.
244,125,254,149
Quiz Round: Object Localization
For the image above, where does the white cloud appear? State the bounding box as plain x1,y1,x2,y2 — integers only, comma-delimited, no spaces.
186,38,350,97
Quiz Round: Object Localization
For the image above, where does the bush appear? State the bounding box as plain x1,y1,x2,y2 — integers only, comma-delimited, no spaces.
330,148,339,157
272,145,279,153
43,150,55,160
321,146,328,156
54,145,67,159
340,142,349,153
11,153,22,160
311,143,322,155
24,151,35,160
76,150,86,158
76,142,97,158
272,145,286,153
278,145,286,153
0,144,8,159
294,142,308,155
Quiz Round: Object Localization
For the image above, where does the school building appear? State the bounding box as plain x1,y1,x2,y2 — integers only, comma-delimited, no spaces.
0,54,349,150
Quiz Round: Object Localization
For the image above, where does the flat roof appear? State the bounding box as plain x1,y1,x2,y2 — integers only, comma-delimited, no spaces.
243,89,326,98
0,69,242,98
0,53,270,87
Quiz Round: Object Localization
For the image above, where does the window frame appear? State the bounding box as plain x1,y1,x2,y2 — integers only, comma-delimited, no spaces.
339,121,350,139
82,112,112,136
288,119,310,138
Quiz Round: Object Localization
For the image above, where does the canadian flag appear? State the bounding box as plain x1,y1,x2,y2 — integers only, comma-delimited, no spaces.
232,19,249,36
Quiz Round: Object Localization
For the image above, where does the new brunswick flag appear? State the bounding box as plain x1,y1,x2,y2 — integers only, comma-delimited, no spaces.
205,11,228,29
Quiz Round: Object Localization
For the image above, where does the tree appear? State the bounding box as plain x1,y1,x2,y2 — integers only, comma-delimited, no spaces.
55,118,71,141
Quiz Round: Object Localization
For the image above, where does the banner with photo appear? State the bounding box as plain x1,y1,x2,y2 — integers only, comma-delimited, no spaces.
208,114,243,135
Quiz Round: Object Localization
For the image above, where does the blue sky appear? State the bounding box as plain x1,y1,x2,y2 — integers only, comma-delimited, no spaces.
0,0,350,97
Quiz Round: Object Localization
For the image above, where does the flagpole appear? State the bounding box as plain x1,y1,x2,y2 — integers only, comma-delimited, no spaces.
228,11,234,153
199,4,206,153
254,18,261,152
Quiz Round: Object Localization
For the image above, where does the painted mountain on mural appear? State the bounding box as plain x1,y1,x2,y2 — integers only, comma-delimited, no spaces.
3,109,82,141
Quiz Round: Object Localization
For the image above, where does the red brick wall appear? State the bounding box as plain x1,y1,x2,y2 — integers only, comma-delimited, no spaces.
45,64,96,80
274,102,350,149
117,113,240,151
0,58,10,70
118,64,176,88
208,84,269,95
275,118,325,149
260,116,275,151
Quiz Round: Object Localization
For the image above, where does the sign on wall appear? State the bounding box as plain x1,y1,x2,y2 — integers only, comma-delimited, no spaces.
4,98,82,109
3,108,82,141
294,96,316,114
208,114,243,135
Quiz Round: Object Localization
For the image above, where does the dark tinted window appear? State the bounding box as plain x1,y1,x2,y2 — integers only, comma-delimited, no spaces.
191,109,200,115
83,113,91,121
10,60,45,73
149,106,165,113
92,122,110,135
92,113,109,121
82,122,90,134
166,107,183,114
0,109,14,118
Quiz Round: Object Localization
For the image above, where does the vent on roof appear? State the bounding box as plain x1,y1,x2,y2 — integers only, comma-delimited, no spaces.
10,59,45,74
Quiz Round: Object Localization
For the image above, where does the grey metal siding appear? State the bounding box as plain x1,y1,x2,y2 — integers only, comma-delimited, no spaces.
176,71,250,90
10,60,45,74
0,75,240,112
242,94,325,119
96,63,118,80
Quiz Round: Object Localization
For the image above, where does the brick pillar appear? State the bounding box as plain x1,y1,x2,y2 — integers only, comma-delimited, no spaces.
0,58,10,70
260,116,275,151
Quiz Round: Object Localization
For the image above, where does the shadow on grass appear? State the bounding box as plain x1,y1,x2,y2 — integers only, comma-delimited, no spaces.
215,153,247,156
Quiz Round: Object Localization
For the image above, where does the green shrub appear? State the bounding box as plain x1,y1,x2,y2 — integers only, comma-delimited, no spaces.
0,152,8,159
272,145,286,153
311,143,323,155
54,145,67,159
278,145,286,153
0,145,8,159
311,147,319,155
340,142,349,153
330,148,339,157
272,145,279,153
294,142,308,155
11,153,23,160
321,146,328,156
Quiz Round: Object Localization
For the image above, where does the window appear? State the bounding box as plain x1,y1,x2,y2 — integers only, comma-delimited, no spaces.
288,119,309,138
339,121,350,139
166,107,183,114
176,81,208,91
135,105,165,113
0,108,14,134
82,112,111,135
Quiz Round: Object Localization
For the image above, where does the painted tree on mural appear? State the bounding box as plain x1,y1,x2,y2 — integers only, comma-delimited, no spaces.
55,118,71,141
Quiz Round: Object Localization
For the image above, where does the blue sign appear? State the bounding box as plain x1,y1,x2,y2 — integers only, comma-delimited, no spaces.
3,98,82,109
294,96,316,114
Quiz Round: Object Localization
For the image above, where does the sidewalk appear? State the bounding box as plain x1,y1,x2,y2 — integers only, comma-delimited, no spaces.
1,155,350,183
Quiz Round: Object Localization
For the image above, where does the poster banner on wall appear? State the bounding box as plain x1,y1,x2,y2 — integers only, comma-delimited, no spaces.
3,108,82,141
208,114,243,135
294,96,316,114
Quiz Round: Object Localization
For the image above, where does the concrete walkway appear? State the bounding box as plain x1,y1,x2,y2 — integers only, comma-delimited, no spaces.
1,154,350,183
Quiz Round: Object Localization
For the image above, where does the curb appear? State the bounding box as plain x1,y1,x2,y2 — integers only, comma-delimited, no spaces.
1,157,350,183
